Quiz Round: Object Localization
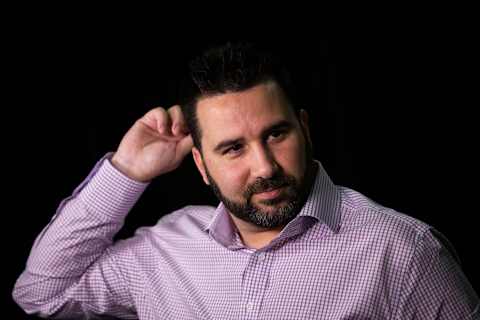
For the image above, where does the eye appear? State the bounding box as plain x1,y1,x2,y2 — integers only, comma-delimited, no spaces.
224,144,243,155
269,130,286,140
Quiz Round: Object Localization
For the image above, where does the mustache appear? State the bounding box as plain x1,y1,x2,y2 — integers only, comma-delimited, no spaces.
243,174,294,198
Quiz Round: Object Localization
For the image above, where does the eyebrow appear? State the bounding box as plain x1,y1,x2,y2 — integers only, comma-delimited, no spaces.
212,120,294,154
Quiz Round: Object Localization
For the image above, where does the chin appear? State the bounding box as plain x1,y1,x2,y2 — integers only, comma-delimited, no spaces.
256,199,289,211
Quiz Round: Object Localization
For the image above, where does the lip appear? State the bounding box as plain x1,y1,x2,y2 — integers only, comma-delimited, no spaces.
254,186,284,200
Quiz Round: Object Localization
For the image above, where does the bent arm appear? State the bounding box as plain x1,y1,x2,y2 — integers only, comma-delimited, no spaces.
12,153,149,319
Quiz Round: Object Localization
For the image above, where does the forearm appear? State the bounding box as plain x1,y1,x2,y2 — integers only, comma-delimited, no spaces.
13,153,149,316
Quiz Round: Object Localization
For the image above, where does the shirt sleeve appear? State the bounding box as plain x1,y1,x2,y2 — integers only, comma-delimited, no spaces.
395,227,480,319
12,153,149,319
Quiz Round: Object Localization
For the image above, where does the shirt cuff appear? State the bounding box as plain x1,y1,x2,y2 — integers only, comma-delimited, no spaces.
78,153,150,220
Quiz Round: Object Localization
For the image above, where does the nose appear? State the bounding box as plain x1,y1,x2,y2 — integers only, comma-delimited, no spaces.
250,144,279,180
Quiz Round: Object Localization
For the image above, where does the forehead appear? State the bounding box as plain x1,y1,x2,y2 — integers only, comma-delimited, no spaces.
196,83,295,147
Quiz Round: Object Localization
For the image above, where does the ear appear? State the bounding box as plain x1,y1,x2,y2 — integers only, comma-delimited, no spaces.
299,109,313,147
192,147,211,185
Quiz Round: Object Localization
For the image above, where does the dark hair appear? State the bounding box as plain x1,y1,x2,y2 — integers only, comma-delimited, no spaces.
179,41,299,153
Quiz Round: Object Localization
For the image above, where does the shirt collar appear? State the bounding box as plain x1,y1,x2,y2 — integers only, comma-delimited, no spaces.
204,159,342,248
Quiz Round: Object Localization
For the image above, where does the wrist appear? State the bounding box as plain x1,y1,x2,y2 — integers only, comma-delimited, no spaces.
110,153,145,182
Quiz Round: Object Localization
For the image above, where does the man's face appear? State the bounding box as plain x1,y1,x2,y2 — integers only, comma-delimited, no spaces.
192,82,315,229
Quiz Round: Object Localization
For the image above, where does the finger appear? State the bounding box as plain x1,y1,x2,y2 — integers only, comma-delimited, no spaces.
143,107,172,135
175,134,194,161
168,105,189,136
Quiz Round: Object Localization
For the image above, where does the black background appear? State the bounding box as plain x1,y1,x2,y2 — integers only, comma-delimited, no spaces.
4,11,478,319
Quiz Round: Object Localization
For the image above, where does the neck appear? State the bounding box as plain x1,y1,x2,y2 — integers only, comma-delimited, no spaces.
229,215,285,249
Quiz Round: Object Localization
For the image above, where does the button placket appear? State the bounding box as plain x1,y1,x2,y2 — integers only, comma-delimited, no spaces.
257,252,266,262
246,300,254,313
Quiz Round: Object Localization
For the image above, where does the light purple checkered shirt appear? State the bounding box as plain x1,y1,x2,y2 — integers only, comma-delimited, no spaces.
13,153,479,319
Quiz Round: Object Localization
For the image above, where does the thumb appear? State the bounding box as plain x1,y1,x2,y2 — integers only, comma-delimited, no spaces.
176,134,194,161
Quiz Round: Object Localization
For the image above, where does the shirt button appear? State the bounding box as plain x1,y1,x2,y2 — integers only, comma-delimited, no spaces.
246,301,254,312
258,252,266,261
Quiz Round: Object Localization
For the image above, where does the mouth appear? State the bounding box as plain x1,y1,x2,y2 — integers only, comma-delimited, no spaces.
254,186,285,200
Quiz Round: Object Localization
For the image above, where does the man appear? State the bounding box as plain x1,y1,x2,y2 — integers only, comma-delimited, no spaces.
13,42,479,319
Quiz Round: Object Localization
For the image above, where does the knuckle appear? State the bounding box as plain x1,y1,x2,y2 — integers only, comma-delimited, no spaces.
168,105,180,117
168,106,182,124
144,107,165,120
151,106,165,114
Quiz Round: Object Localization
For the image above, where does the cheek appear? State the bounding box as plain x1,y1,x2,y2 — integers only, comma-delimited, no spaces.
276,136,306,175
211,161,249,197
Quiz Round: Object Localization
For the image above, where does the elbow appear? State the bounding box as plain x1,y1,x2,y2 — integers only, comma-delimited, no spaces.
12,275,45,316
12,281,39,316
12,272,66,318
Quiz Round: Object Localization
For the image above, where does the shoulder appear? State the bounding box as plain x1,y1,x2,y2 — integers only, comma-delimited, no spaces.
337,186,464,277
142,204,217,238
337,190,478,318
155,205,217,229
108,205,217,254
110,205,215,247
338,186,441,253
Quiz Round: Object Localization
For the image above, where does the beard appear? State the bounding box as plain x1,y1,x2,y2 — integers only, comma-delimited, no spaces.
203,129,317,229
